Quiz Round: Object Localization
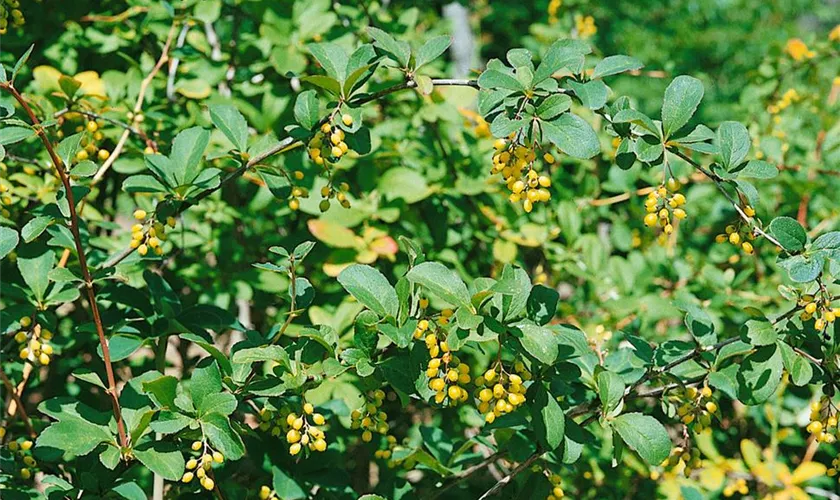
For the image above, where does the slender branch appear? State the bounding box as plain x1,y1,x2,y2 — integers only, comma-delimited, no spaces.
667,147,788,252
94,23,177,184
431,450,507,499
0,371,36,438
0,82,129,449
477,448,543,499
54,108,146,139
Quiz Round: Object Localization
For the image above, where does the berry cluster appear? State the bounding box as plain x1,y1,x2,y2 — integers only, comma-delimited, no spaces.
806,398,838,444
673,386,718,433
318,181,351,212
0,0,24,35
258,403,328,456
15,317,55,366
643,179,686,242
287,184,310,211
799,294,838,333
3,433,37,481
130,209,176,256
181,440,224,491
543,471,565,499
308,116,354,166
659,446,702,478
715,219,756,255
70,121,112,163
474,362,531,424
490,139,553,213
350,389,391,443
722,478,750,497
426,340,471,406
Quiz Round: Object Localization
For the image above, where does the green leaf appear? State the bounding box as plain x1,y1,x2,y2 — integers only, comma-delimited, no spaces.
737,344,783,405
70,160,98,177
337,264,399,318
301,75,342,97
12,44,34,81
612,413,671,465
778,253,824,283
367,27,410,68
293,90,320,130
308,42,349,81
591,55,643,79
36,420,114,458
568,80,608,110
21,216,53,243
531,383,565,450
477,69,525,91
778,342,814,386
542,113,600,159
737,160,778,179
415,35,451,69
18,249,55,301
742,319,777,346
814,232,840,250
716,121,750,170
171,127,210,185
133,441,185,481
190,360,222,411
768,216,807,253
661,75,704,138
56,133,83,168
597,370,625,415
97,334,142,362
0,226,19,260
231,345,290,368
405,262,472,310
513,320,558,365
142,375,179,409
534,39,590,84
536,94,572,120
490,114,526,138
414,74,434,95
272,466,307,500
201,412,245,459
209,104,249,151
526,284,558,326
611,109,659,137
0,125,33,145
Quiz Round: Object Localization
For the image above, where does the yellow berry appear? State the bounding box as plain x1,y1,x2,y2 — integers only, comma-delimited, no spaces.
182,472,194,483
98,149,110,161
191,441,203,451
19,316,31,328
644,213,658,227
212,451,224,463
342,114,353,126
202,477,215,491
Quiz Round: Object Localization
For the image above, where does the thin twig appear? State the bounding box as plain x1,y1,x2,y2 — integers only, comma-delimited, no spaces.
93,24,177,184
0,371,36,438
477,448,543,499
432,450,507,499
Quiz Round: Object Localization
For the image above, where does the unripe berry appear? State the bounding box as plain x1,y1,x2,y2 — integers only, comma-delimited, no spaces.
133,209,147,220
19,316,31,328
729,232,740,245
186,458,197,469
212,451,224,463
191,440,203,451
313,413,325,425
39,353,50,365
202,477,215,491
98,149,110,161
260,486,273,499
182,472,194,483
342,114,353,126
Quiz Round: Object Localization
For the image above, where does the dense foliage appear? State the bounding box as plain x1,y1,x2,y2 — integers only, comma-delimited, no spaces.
2,1,840,499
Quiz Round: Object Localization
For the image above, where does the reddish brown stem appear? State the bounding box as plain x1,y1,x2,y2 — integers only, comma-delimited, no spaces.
1,82,128,449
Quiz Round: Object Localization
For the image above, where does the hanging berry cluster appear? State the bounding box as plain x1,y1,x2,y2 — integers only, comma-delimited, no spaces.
490,138,553,213
350,389,391,444
799,292,838,334
643,178,687,243
181,440,225,491
130,209,176,256
0,0,25,34
474,362,531,424
15,317,54,366
673,386,718,433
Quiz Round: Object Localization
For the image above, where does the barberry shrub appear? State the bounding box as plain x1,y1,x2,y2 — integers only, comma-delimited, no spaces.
1,2,840,499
